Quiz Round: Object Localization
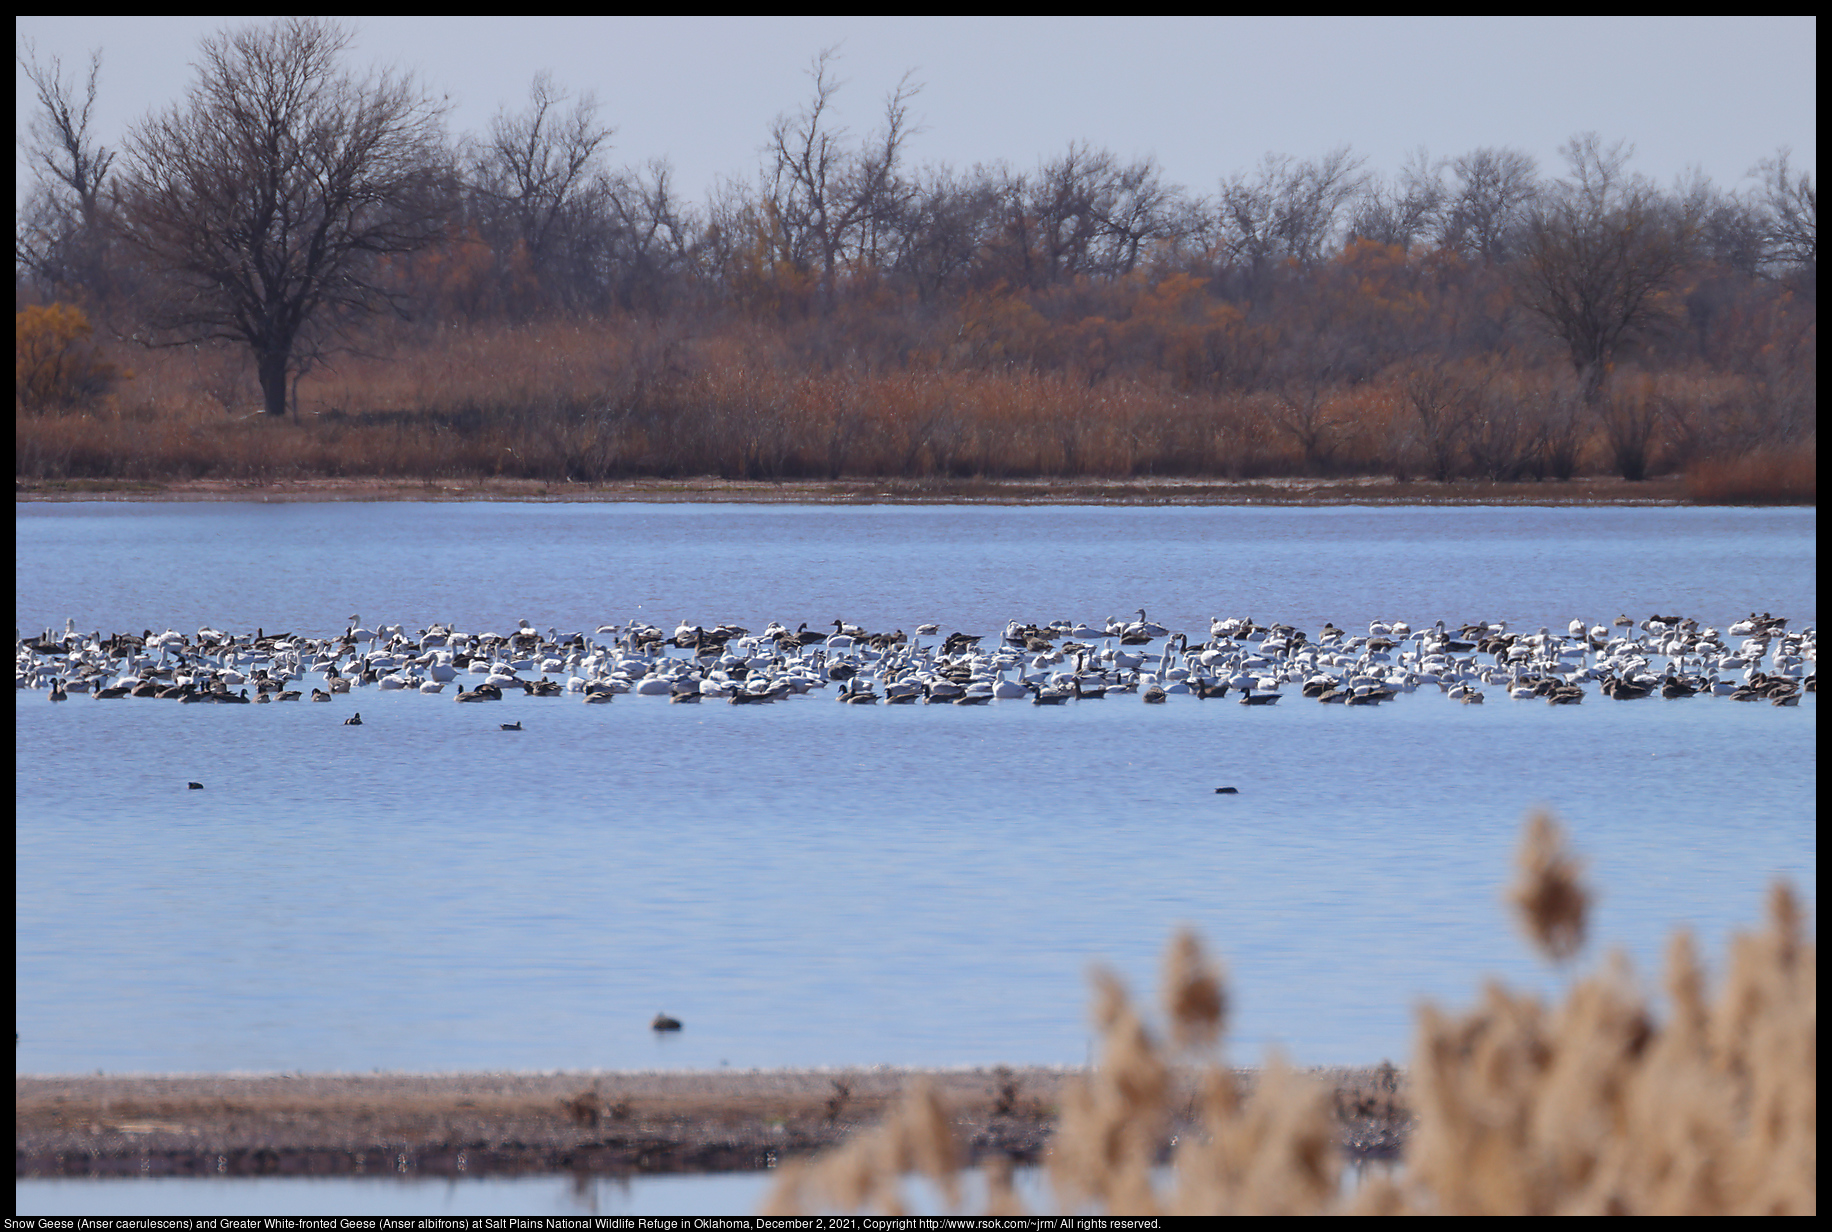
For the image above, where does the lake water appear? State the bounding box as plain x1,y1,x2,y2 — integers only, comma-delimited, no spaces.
15,503,1816,1083
16,1165,1073,1217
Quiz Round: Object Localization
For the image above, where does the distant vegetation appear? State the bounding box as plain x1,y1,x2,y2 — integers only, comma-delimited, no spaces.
16,24,1816,500
764,814,1816,1216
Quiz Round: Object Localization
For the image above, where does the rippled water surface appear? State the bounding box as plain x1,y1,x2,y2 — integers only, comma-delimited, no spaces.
15,503,1817,1076
13,1169,868,1217
16,1167,1061,1217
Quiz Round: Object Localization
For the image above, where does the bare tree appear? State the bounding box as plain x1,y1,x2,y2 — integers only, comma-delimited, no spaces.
976,144,1192,288
1216,148,1365,298
1521,370,1586,481
1753,149,1815,294
1267,340,1352,471
1398,360,1480,481
1514,135,1695,407
1090,153,1191,275
1463,370,1538,480
1597,374,1664,481
1439,147,1538,263
16,42,117,296
885,164,1003,301
765,48,920,302
1674,171,1767,277
469,71,615,307
694,175,758,294
1214,159,1280,290
602,158,698,311
116,18,451,416
1349,149,1445,251
1277,147,1366,264
1020,143,1115,284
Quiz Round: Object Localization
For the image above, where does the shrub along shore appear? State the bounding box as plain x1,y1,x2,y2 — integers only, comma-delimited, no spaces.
15,316,1815,505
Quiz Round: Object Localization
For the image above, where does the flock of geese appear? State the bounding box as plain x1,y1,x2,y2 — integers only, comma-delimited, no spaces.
18,609,1813,711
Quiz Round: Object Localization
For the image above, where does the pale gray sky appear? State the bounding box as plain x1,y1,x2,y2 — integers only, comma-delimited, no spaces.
16,15,1817,208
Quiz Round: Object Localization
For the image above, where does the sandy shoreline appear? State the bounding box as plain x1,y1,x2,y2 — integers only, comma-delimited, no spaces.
14,474,1715,505
16,1066,1410,1179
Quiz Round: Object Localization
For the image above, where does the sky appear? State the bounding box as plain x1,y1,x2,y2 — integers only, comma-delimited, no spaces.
16,15,1817,209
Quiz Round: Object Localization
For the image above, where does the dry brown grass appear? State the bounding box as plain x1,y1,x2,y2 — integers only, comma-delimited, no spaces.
764,812,1815,1216
15,317,1814,494
1684,450,1818,505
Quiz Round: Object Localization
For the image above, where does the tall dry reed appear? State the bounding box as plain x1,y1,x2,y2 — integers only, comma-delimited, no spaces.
15,315,1813,492
1684,450,1818,505
764,811,1814,1216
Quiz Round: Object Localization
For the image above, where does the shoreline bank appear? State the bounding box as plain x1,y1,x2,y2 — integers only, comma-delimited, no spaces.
13,474,1734,505
15,1066,1410,1178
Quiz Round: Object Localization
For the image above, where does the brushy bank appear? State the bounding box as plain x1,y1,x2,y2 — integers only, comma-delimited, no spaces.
764,812,1815,1216
15,319,1816,502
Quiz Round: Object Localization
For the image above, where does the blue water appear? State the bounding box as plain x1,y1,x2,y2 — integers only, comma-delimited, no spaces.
15,1167,1058,1217
14,502,1816,640
15,503,1817,1079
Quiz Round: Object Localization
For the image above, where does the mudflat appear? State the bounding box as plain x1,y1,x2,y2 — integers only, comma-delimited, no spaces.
16,1066,1409,1178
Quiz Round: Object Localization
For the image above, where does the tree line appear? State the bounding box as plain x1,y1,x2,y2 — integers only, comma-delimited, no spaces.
15,20,1817,489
